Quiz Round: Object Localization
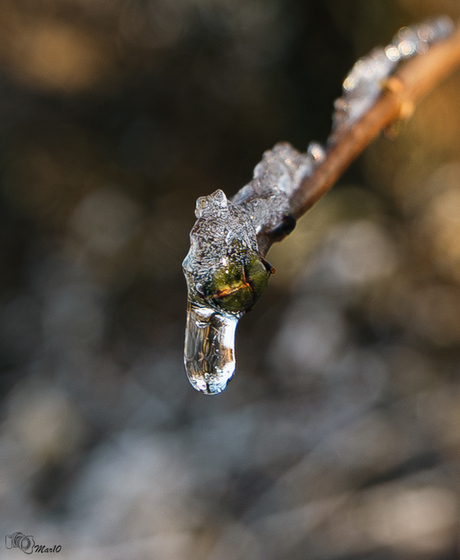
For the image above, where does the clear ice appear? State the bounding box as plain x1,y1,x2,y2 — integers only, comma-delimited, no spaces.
183,144,321,394
184,303,238,394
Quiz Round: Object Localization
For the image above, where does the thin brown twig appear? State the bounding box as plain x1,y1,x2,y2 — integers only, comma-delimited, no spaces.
183,19,460,394
285,21,460,226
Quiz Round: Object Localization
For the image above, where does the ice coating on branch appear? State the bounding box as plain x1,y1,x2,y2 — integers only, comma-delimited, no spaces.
334,48,396,127
333,16,454,131
183,142,322,309
182,143,322,394
182,189,258,305
232,142,322,236
183,16,455,395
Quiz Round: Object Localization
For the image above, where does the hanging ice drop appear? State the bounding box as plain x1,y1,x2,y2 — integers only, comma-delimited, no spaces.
184,303,239,394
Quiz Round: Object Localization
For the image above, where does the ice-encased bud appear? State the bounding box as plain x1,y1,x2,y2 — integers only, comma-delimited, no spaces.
182,145,321,394
182,189,274,394
204,252,272,313
182,189,273,311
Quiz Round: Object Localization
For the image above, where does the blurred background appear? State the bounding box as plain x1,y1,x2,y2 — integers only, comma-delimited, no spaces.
1,0,460,558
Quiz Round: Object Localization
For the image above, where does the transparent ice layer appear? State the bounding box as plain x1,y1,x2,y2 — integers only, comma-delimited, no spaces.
333,16,454,131
184,303,238,394
182,190,253,395
182,189,258,305
232,142,322,235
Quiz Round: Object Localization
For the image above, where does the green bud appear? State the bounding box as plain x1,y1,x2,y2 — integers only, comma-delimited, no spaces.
200,252,274,315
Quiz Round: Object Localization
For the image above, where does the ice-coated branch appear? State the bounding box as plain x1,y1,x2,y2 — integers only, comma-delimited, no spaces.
183,16,460,394
287,16,460,226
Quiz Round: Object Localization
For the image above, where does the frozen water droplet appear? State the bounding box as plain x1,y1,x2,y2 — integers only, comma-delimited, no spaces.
184,302,239,395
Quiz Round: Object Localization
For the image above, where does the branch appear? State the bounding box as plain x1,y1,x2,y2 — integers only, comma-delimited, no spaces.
287,21,460,225
182,17,460,394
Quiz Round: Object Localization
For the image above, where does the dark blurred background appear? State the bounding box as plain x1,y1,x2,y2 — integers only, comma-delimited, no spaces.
1,0,460,558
